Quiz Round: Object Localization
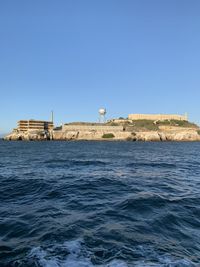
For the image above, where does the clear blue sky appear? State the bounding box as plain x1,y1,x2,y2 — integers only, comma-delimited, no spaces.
0,0,200,133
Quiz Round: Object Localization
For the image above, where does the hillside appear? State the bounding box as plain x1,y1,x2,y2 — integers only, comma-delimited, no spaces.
107,119,199,132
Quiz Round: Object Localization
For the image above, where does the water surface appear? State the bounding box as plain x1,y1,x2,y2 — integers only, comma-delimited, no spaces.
0,141,200,266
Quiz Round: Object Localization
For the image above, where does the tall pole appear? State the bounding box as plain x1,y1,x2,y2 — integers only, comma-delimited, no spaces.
51,110,54,123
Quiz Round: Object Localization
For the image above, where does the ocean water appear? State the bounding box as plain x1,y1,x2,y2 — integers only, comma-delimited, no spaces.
0,140,200,267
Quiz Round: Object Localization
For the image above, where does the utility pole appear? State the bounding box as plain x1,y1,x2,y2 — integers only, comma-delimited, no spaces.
51,110,54,123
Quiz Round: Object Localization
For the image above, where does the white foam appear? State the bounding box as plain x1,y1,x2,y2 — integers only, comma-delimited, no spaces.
28,239,127,267
132,245,197,267
28,239,196,267
134,258,196,267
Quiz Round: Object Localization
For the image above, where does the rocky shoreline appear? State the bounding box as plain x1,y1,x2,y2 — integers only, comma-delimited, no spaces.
4,127,200,142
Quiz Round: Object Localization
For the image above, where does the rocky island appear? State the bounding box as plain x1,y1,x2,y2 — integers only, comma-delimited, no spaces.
4,114,200,142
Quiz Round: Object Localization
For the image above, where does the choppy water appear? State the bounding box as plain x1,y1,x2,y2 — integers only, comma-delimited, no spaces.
0,140,200,267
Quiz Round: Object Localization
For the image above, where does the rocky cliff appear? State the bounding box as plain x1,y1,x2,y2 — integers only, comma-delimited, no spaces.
4,130,52,141
4,127,200,142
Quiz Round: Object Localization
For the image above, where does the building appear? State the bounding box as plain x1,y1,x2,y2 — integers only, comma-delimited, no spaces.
63,124,123,132
128,114,188,121
18,120,54,132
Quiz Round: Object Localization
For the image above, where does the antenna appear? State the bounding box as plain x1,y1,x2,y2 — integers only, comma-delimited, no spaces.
51,110,54,123
99,108,107,123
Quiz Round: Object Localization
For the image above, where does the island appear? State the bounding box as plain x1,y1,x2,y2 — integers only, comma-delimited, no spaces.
4,113,200,141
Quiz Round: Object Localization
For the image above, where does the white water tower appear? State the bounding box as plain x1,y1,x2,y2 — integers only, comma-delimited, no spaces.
99,108,107,123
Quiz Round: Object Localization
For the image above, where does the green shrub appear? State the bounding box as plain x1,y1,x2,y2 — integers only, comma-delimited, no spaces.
157,120,198,128
131,120,158,131
197,130,200,135
108,122,119,126
102,133,115,138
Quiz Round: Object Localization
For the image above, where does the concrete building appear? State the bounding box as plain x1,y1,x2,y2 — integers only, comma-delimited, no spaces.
128,114,188,121
18,120,54,132
63,124,123,132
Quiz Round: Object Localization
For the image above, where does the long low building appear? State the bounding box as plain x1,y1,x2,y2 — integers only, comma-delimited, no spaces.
128,114,188,121
18,120,54,132
63,124,123,132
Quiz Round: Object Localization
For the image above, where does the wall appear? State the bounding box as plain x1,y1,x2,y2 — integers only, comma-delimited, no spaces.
63,125,123,132
128,114,187,121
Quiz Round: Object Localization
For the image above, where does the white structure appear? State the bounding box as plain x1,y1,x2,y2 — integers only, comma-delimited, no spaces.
99,108,107,123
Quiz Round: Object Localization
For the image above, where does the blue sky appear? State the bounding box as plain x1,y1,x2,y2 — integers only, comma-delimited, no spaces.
0,0,200,133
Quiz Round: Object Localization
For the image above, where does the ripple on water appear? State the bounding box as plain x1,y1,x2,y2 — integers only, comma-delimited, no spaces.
11,239,197,267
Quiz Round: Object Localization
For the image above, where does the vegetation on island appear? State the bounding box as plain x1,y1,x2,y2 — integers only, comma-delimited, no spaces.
107,119,199,131
130,120,158,131
102,133,115,138
66,122,106,126
156,120,198,128
107,122,119,126
64,119,198,132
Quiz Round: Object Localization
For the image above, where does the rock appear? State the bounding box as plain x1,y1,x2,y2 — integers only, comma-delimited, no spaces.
165,131,200,141
158,132,167,141
136,132,162,141
4,128,200,142
53,131,79,140
4,130,51,141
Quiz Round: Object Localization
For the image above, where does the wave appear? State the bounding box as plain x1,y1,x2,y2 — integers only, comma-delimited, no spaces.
115,193,168,211
45,159,107,167
126,162,177,169
0,177,51,202
115,192,200,211
13,239,197,267
21,239,127,267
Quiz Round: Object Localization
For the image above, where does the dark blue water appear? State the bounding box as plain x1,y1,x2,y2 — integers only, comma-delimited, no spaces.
0,141,200,267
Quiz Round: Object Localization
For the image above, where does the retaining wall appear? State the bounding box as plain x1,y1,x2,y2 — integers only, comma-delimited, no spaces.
63,125,124,132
